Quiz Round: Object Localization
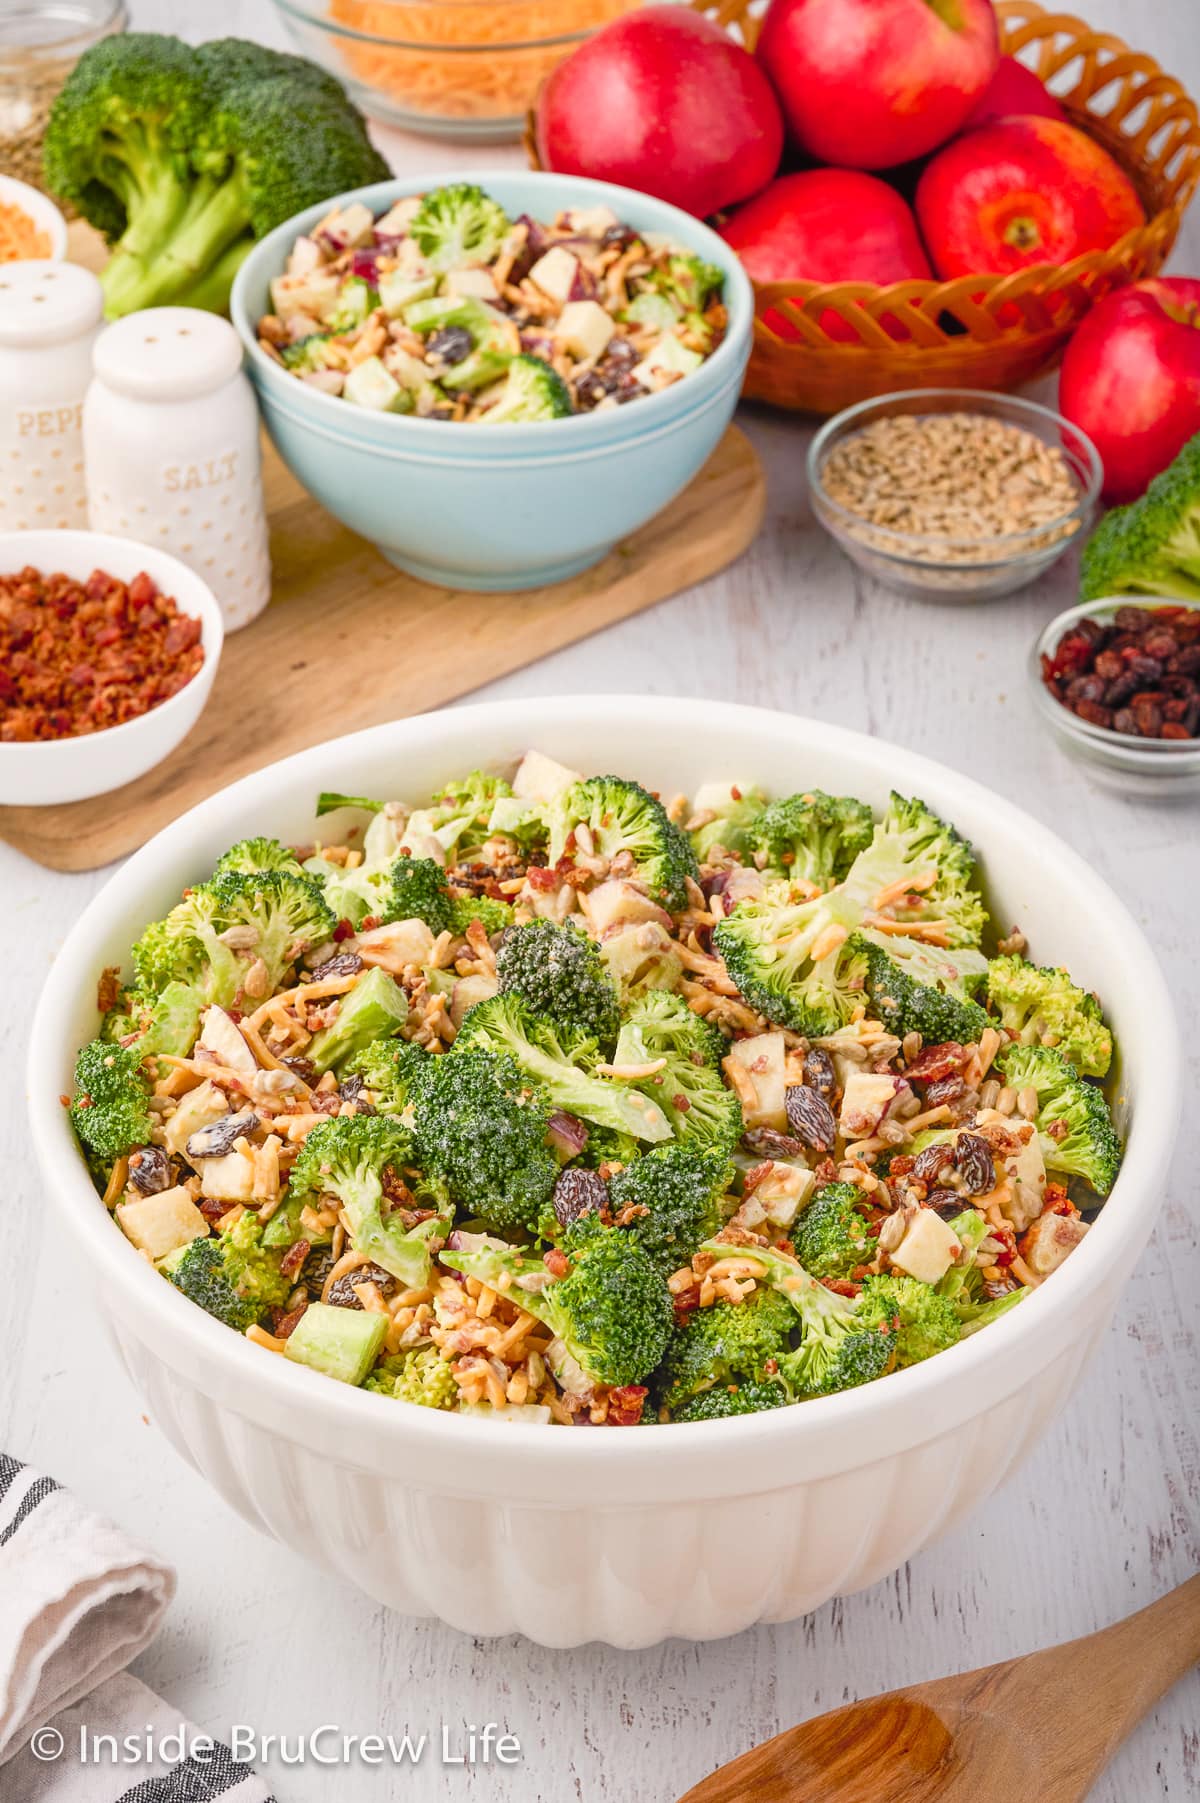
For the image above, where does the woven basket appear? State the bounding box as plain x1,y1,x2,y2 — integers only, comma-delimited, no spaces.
527,0,1200,413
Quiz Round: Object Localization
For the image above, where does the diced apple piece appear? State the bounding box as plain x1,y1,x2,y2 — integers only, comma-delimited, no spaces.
285,235,323,277
451,973,499,1027
344,357,408,413
726,1030,788,1130
511,749,581,802
164,1080,229,1159
1020,1211,1089,1276
890,1208,961,1285
197,1144,257,1202
356,917,435,973
117,1186,208,1260
554,300,615,362
1006,1126,1047,1231
583,880,673,935
198,1006,256,1076
565,205,619,234
631,334,703,391
755,1160,815,1229
529,246,579,304
320,201,374,250
839,1071,902,1140
446,266,498,300
374,197,421,236
269,269,342,323
378,269,437,317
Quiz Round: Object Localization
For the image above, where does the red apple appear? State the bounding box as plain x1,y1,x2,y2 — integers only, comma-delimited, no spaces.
1059,278,1200,503
534,7,784,218
756,0,1000,171
916,117,1145,278
964,53,1067,127
719,170,932,342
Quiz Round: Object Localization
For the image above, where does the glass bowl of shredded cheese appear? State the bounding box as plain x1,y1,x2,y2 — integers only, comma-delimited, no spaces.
269,0,644,140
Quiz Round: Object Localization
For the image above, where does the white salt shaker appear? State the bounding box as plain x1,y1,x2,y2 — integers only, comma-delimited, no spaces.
0,260,103,532
84,307,271,631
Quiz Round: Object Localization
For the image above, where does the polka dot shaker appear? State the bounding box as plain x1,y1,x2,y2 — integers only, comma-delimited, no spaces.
0,261,103,532
84,307,270,632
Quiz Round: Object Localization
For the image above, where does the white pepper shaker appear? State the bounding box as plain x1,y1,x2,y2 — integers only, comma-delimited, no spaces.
0,260,103,532
84,307,271,631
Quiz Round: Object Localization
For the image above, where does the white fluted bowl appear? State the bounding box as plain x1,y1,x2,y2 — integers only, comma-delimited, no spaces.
27,698,1180,1646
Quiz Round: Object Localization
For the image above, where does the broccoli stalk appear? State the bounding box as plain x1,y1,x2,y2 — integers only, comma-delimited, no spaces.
70,1040,154,1162
547,775,699,912
495,919,621,1051
304,967,408,1075
288,1115,452,1290
1080,433,1200,601
996,1044,1121,1196
44,34,388,318
986,954,1113,1077
609,991,742,1154
443,1226,672,1389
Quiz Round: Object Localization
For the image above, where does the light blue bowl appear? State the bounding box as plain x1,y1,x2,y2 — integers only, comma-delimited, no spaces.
230,170,753,592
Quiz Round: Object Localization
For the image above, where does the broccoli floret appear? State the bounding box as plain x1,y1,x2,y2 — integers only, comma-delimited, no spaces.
102,979,204,1060
315,792,384,817
996,1044,1121,1196
453,992,672,1144
403,769,514,860
327,274,378,334
479,355,573,423
713,879,866,1033
279,333,335,373
855,931,991,1044
957,1289,1027,1336
856,1274,961,1368
387,855,455,935
405,293,516,391
791,1182,877,1281
610,991,742,1154
443,1226,672,1389
1080,434,1200,601
365,1346,458,1409
496,919,621,1050
131,884,244,1007
674,1379,786,1421
748,790,874,888
727,1240,896,1398
344,1036,429,1116
404,1046,558,1236
132,870,334,1004
44,33,387,318
304,967,408,1075
70,1040,153,1162
842,793,985,949
687,781,768,863
163,1210,291,1331
548,775,699,912
449,893,513,936
986,955,1113,1078
656,1285,795,1416
407,181,510,274
643,252,725,349
214,836,303,876
607,1142,732,1278
289,1115,452,1289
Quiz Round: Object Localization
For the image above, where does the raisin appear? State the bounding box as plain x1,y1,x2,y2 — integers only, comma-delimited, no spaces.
1092,649,1124,680
426,325,473,367
326,1261,397,1308
912,1144,953,1185
1074,699,1113,728
955,1131,995,1195
1112,708,1140,736
784,1084,837,1151
310,950,363,982
743,1126,806,1159
1115,605,1155,632
1142,630,1178,660
127,1145,171,1194
802,1047,837,1099
1132,700,1163,737
1103,673,1138,707
1065,673,1106,705
552,1167,609,1227
1167,646,1200,676
1125,654,1163,682
926,1188,966,1220
924,1073,965,1106
282,1055,318,1085
303,1246,338,1301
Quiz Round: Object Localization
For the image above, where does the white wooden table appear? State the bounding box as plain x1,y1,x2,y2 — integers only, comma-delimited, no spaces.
3,3,1198,1797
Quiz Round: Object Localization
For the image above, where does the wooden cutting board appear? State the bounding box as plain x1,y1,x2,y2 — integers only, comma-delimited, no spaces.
0,233,765,873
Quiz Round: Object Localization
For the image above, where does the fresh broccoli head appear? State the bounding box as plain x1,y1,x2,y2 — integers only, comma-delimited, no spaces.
791,1182,878,1281
855,931,990,1045
856,1274,961,1368
727,1240,895,1398
748,789,874,888
365,1346,458,1409
448,893,514,937
304,967,408,1075
44,33,388,317
496,919,620,1050
841,792,986,949
674,1378,786,1421
214,836,303,876
162,1210,291,1332
996,1044,1121,1196
607,1142,732,1278
686,781,768,863
609,990,742,1154
402,769,514,861
289,1115,451,1289
986,955,1113,1078
407,182,510,273
656,1285,795,1417
713,879,866,1034
101,979,204,1061
132,869,334,1005
479,355,573,423
344,1036,429,1117
405,294,517,391
405,1046,558,1236
453,992,672,1144
388,855,455,936
443,1225,672,1389
70,1040,153,1162
548,775,699,911
1080,433,1200,601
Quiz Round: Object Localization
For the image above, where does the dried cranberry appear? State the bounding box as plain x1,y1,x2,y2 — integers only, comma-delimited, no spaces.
1092,649,1124,681
784,1084,837,1151
1167,646,1200,675
1051,634,1094,675
954,1131,995,1195
1073,699,1113,728
1132,700,1163,737
1142,630,1178,660
802,1046,837,1099
552,1167,608,1227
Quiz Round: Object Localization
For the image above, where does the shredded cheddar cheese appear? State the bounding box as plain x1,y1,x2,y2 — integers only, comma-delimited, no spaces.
0,201,51,263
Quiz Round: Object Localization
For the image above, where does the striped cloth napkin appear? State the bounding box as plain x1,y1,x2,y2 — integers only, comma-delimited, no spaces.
0,1455,275,1803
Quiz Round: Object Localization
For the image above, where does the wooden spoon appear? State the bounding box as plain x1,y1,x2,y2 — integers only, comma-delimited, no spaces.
678,1575,1200,1803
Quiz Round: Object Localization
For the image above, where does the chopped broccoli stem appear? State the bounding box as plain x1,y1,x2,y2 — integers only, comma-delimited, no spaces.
610,990,741,1154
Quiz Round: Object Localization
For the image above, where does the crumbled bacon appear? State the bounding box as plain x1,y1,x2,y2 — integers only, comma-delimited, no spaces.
606,1385,648,1426
96,966,122,1014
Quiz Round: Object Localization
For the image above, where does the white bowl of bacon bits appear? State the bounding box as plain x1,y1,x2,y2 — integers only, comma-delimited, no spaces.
0,530,223,806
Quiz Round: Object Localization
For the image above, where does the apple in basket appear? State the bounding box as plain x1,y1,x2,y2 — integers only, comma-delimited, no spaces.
1058,278,1200,503
964,53,1067,128
756,0,1000,170
718,170,932,343
534,5,784,218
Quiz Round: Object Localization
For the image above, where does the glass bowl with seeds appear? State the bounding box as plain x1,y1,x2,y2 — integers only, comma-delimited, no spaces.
807,390,1103,603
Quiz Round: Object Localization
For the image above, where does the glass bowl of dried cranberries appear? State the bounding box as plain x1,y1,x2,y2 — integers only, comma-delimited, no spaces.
1031,597,1200,796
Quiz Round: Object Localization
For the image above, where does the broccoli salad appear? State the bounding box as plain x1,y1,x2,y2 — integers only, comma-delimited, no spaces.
69,754,1121,1426
256,182,727,422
